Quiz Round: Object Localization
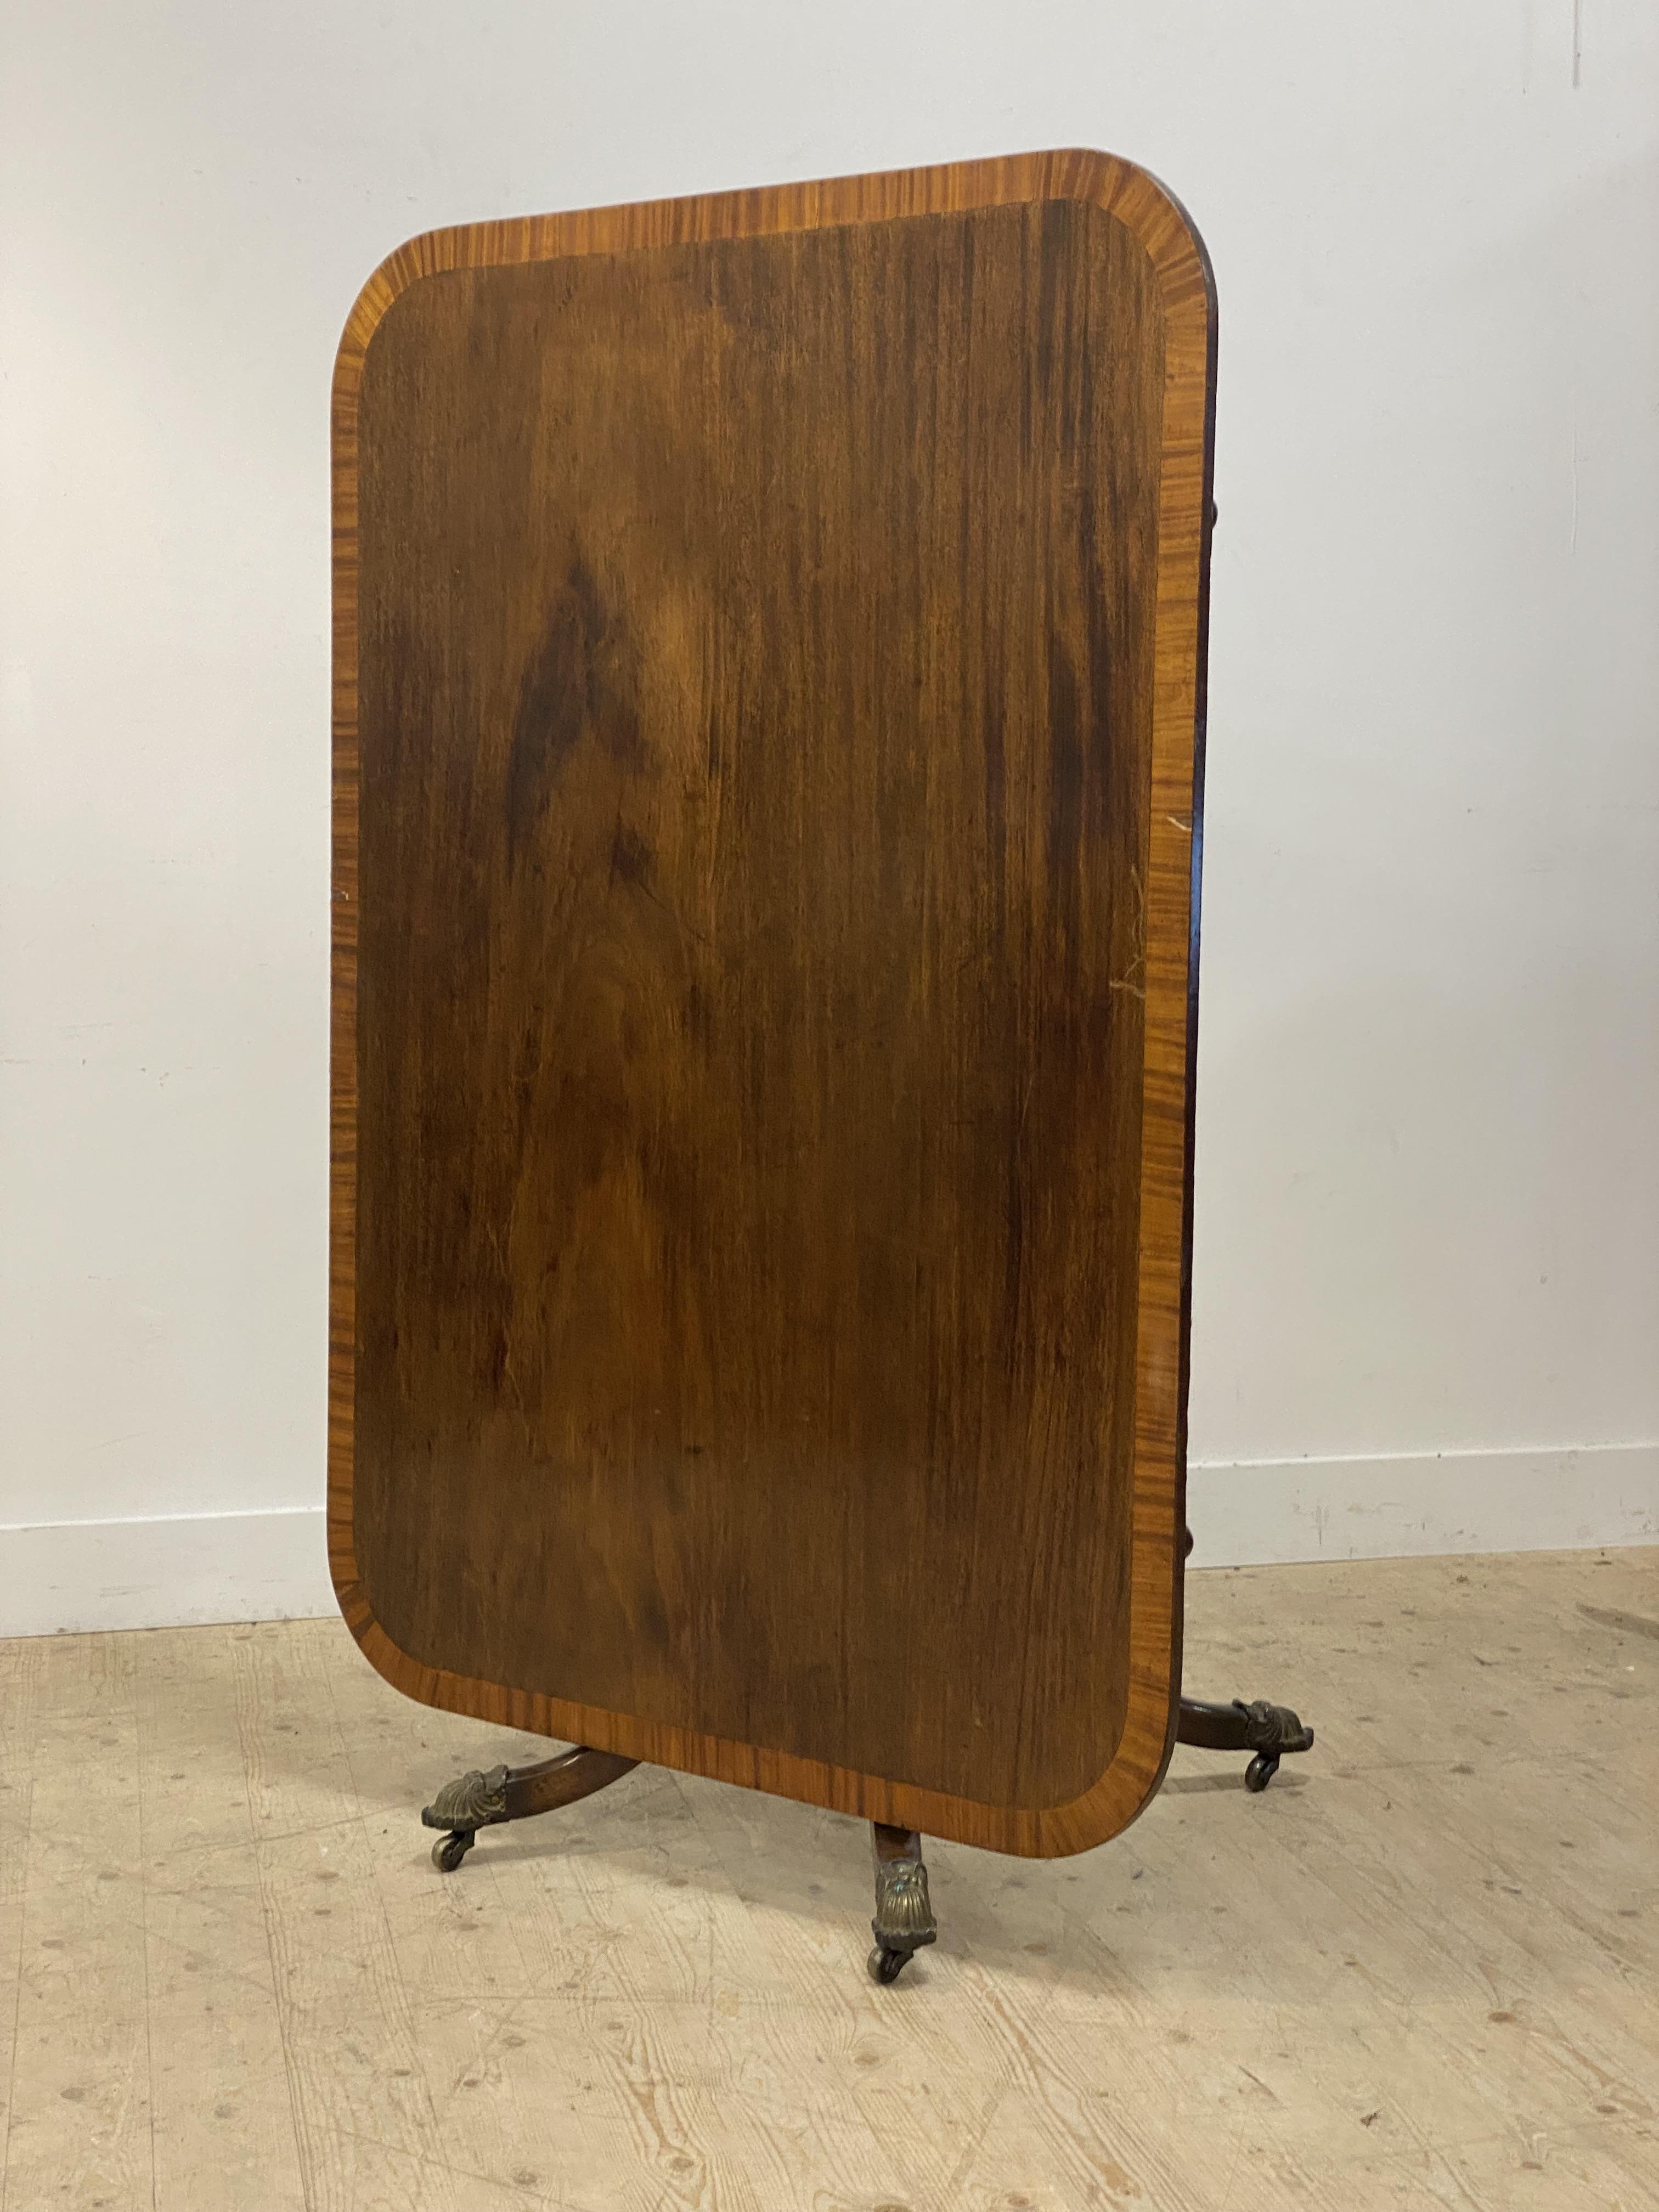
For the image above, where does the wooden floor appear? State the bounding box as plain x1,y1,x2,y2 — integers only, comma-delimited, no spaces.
0,1549,1653,2211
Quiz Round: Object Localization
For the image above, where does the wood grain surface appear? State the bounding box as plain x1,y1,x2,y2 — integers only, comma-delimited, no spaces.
329,149,1217,1857
11,1558,1657,2207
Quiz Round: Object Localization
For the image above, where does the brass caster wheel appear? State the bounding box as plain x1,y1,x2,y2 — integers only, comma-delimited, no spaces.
868,1944,913,1985
1245,1752,1279,1793
432,1829,476,1872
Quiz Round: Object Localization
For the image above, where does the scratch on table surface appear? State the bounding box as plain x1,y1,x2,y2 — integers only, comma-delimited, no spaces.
1109,861,1147,997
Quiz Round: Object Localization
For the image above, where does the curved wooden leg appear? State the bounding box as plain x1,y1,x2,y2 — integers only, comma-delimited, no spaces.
421,1747,638,1871
1177,1697,1314,1792
868,1822,937,1984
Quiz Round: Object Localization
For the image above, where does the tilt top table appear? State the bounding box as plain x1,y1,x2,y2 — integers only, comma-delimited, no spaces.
329,149,1311,1985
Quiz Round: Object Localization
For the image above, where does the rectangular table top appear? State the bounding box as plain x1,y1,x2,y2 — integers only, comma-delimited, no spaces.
329,149,1215,1857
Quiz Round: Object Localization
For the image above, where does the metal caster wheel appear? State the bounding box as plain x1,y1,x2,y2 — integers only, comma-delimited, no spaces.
431,1829,476,1872
1244,1752,1279,1793
868,1944,914,1985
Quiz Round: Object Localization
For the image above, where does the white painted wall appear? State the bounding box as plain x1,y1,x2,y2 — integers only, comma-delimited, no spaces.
2,2,1655,1633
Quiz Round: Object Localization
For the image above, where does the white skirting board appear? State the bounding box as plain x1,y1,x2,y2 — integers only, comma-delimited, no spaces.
1185,1442,1659,1568
0,1506,337,1640
2,1442,1655,1637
